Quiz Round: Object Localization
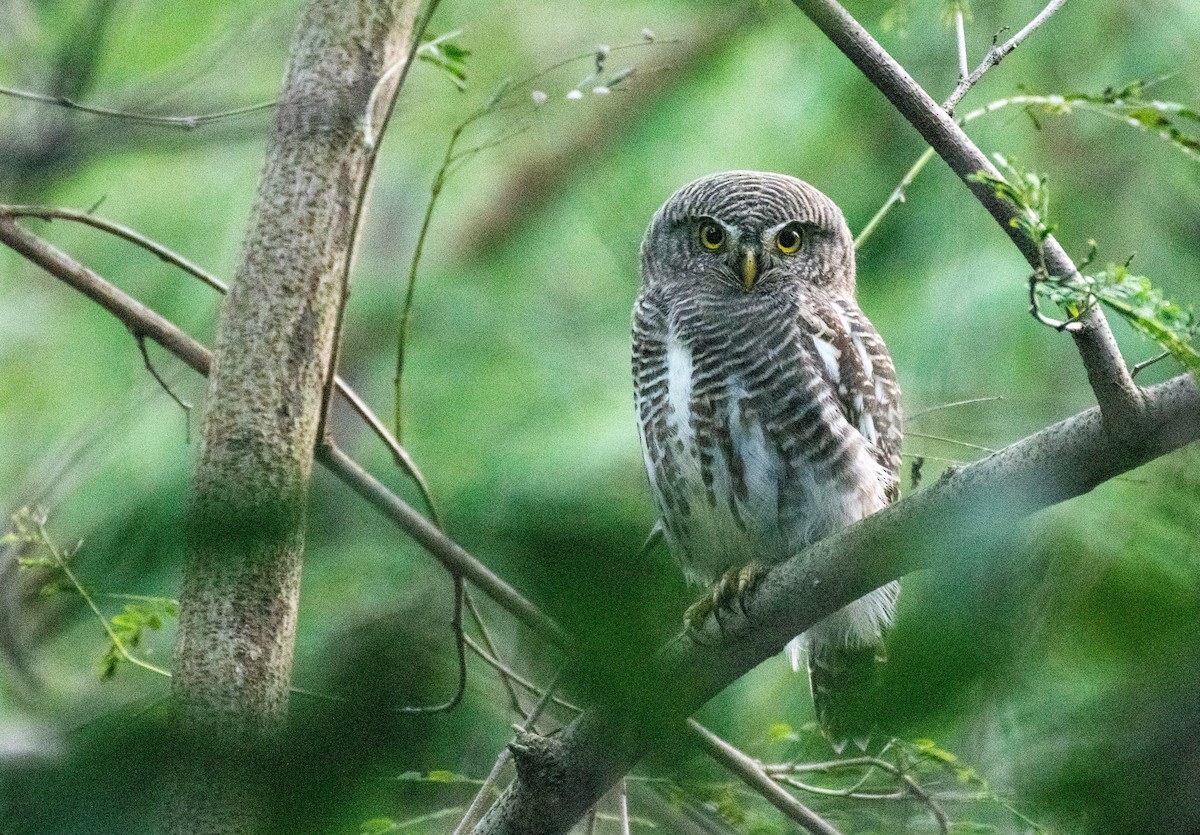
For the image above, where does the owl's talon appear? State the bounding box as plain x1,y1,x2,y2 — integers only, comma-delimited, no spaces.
684,562,767,635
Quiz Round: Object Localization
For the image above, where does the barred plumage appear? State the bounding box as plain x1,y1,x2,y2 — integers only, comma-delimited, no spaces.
633,171,902,748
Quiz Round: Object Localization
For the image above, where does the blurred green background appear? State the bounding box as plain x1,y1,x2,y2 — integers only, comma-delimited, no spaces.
1,0,1197,832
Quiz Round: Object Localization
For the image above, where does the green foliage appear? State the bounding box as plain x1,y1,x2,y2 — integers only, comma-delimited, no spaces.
970,155,1200,371
7,506,82,595
6,507,176,680
417,31,471,92
1037,260,1200,374
968,153,1055,247
1021,79,1200,161
98,598,178,680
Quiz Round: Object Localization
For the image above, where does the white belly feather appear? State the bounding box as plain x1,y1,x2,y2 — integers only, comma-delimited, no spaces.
647,331,897,665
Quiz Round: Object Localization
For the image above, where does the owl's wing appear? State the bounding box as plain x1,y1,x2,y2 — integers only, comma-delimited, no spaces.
802,300,903,495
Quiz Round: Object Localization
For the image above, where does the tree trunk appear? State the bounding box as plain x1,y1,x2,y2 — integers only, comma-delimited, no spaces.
167,2,420,831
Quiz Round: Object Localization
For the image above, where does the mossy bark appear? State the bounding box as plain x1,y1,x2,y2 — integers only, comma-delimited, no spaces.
167,2,420,832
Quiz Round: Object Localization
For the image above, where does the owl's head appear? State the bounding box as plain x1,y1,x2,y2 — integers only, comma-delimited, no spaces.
640,171,855,299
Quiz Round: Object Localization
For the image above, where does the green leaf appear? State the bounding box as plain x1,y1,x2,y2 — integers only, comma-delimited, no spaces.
358,818,397,835
1036,264,1200,374
767,721,799,742
1026,81,1200,162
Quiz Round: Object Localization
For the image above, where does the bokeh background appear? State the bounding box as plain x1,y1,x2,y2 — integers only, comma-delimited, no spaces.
1,1,1197,832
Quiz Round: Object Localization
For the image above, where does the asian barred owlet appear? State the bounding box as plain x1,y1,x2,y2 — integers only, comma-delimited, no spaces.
632,171,902,747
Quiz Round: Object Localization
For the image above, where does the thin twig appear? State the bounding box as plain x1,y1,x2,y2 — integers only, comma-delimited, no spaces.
392,35,667,441
134,333,193,442
768,756,951,833
904,431,996,454
943,0,1071,112
318,443,572,649
792,0,1144,434
451,749,512,835
0,204,445,526
462,635,581,715
464,592,533,719
953,9,969,84
0,214,570,650
619,779,631,835
854,146,936,249
0,84,276,128
34,517,172,679
395,574,467,714
1131,350,1171,378
687,719,843,835
0,205,228,292
317,0,444,449
906,396,1004,421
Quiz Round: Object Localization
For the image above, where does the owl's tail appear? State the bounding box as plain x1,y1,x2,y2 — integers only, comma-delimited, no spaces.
801,633,887,753
793,581,898,750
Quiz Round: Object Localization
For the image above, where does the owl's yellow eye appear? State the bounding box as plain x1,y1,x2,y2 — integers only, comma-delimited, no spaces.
775,225,804,254
698,222,726,251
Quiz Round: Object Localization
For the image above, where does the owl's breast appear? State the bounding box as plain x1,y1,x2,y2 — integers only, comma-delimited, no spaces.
637,305,889,584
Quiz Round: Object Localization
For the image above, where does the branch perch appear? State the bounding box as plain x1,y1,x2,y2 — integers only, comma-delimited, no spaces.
472,369,1198,834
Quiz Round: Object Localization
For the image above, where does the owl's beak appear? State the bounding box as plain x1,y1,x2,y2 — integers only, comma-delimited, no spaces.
741,248,758,289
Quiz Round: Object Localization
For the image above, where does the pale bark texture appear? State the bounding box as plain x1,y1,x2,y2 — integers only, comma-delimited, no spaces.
167,1,420,832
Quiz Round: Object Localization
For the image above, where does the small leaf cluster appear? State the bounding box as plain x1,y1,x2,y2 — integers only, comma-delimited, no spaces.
6,505,80,596
1037,79,1200,161
968,153,1054,247
1040,263,1200,375
969,154,1199,371
418,31,471,91
99,598,179,680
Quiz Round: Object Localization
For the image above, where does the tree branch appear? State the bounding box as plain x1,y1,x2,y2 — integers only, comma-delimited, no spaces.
687,719,843,835
471,370,1198,834
790,0,1145,436
0,211,568,652
944,0,1071,113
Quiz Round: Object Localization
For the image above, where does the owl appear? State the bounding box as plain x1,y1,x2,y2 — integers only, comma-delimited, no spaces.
632,171,902,748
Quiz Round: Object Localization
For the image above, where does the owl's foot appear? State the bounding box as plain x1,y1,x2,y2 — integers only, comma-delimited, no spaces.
685,562,767,634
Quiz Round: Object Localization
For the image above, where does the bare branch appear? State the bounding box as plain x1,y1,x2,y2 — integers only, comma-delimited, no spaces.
462,634,581,715
906,396,1004,421
768,754,951,833
953,9,970,84
687,719,843,835
0,205,228,293
134,333,193,442
0,215,569,654
790,0,1145,437
0,83,276,128
317,443,572,649
944,0,1071,112
0,203,444,527
0,216,212,375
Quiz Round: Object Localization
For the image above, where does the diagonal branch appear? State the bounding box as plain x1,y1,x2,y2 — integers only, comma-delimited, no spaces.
688,719,843,835
944,0,1070,112
790,0,1145,437
2,196,807,832
472,368,1198,834
0,214,566,651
